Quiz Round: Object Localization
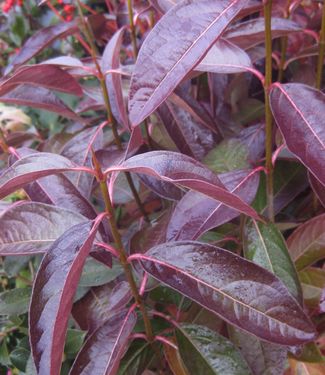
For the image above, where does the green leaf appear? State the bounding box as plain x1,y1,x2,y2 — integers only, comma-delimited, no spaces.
64,329,86,356
299,267,325,309
0,340,11,367
176,323,251,375
118,339,152,375
79,259,123,287
290,342,324,363
203,139,249,174
244,220,302,303
0,287,32,316
10,347,30,372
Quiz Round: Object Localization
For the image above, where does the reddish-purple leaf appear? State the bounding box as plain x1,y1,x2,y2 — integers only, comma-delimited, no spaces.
149,0,177,13
61,127,103,198
30,219,103,375
0,65,83,97
196,39,253,74
128,0,249,126
132,241,316,345
309,171,325,208
105,151,260,219
0,202,87,255
138,173,184,201
167,169,259,241
9,21,78,71
270,83,325,187
236,124,265,164
0,152,89,200
72,281,132,334
0,85,84,122
224,17,301,50
70,309,137,375
102,28,129,130
287,214,325,271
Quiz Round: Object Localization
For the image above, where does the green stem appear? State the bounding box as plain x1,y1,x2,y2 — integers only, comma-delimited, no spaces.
316,1,325,90
264,0,274,222
76,1,149,222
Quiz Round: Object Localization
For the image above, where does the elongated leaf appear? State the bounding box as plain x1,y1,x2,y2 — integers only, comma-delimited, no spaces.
163,340,189,375
61,127,103,198
102,28,129,130
0,85,84,122
9,21,78,70
129,0,249,126
106,151,260,219
299,268,325,311
0,152,84,199
30,219,102,375
0,65,83,97
0,202,87,255
287,214,325,271
196,39,253,74
270,83,325,187
72,281,132,334
132,241,316,345
167,169,259,241
228,326,287,375
224,17,301,50
289,360,325,375
236,123,265,164
176,323,251,375
243,220,302,303
309,171,325,208
70,309,137,375
0,287,32,316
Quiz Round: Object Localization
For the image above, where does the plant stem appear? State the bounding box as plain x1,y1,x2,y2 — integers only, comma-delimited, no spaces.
316,1,325,90
264,0,274,222
0,128,8,153
99,179,154,341
277,0,291,82
76,1,149,222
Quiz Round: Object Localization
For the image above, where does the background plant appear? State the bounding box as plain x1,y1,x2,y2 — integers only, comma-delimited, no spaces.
0,0,324,374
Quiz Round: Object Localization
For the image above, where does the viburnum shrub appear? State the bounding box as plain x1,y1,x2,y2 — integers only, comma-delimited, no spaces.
0,0,324,374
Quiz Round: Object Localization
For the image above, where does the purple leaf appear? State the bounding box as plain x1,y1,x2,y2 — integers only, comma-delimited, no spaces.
0,65,83,97
309,172,325,208
138,173,184,201
228,326,288,375
196,39,253,74
132,241,316,345
9,21,78,71
106,151,260,219
224,17,301,50
102,28,129,130
0,202,87,255
167,169,259,241
30,219,103,375
61,127,103,198
70,309,137,375
128,0,249,126
236,124,265,164
287,214,325,271
0,152,89,200
270,83,325,187
149,0,177,13
72,281,132,334
0,85,84,122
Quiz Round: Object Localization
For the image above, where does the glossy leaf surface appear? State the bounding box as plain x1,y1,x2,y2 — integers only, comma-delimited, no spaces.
167,169,259,241
244,220,302,303
129,0,249,126
106,151,260,219
0,202,87,255
287,214,325,271
0,287,32,316
70,309,137,375
30,220,102,375
133,241,316,345
270,83,325,186
176,323,251,375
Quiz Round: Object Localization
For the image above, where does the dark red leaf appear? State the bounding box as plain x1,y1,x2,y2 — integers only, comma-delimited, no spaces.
0,65,83,97
102,28,129,130
0,202,87,255
309,171,325,208
72,281,132,334
270,83,325,187
9,21,78,71
224,17,301,50
106,151,260,219
70,309,137,375
128,0,249,126
132,241,316,345
0,85,84,122
30,219,103,375
167,169,259,241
